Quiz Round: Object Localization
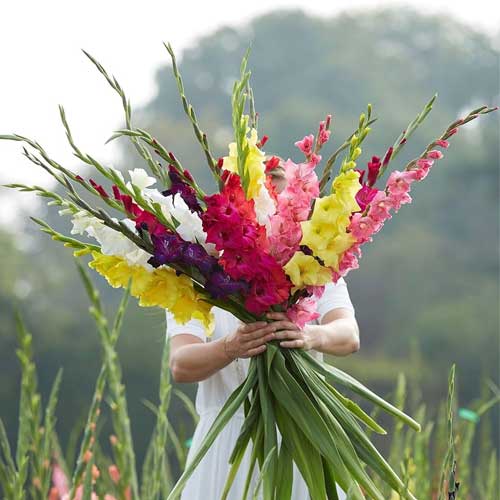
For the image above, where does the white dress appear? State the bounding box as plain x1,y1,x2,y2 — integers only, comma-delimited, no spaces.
166,278,356,500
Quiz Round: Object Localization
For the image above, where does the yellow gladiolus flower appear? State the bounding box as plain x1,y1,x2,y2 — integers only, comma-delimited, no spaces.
311,194,352,229
315,232,357,269
300,220,338,253
88,251,214,335
283,251,332,289
223,122,266,200
332,170,362,212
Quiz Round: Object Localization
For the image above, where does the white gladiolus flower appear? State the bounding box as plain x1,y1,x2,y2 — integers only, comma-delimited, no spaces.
70,211,103,238
127,168,156,190
142,188,174,223
70,212,153,270
142,188,216,254
161,193,217,255
253,184,276,231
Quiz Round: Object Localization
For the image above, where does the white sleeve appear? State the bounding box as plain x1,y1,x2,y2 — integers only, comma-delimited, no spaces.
316,277,355,323
165,309,207,342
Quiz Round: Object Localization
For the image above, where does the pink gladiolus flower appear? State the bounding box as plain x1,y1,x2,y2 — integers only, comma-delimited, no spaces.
287,296,321,328
411,158,434,180
294,134,314,156
386,170,416,195
386,190,412,212
349,213,382,243
52,464,69,495
427,150,443,159
367,191,393,223
318,118,332,146
309,153,322,167
269,156,320,264
332,248,360,280
435,140,449,148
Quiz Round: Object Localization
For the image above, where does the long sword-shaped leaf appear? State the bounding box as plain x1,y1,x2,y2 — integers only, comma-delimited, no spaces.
166,363,258,500
299,350,421,431
252,445,276,500
269,354,365,499
290,352,415,498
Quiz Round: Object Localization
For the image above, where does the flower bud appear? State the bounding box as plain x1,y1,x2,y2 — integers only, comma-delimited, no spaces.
352,147,362,160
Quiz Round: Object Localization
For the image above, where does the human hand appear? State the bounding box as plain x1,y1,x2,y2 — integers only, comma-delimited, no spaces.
224,320,276,359
265,312,314,350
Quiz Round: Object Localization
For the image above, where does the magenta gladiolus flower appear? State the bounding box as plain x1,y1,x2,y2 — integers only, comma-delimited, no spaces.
367,156,382,187
356,184,378,212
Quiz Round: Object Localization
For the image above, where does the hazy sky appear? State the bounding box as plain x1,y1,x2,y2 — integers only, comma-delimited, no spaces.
1,0,498,225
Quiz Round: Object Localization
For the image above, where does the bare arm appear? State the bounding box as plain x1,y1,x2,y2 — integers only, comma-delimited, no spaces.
169,321,277,383
267,308,360,356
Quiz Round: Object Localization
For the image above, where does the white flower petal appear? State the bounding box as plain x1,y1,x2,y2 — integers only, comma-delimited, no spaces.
128,168,156,190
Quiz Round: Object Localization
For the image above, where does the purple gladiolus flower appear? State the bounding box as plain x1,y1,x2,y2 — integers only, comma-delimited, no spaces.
163,166,202,213
205,270,248,299
184,243,218,276
149,233,186,267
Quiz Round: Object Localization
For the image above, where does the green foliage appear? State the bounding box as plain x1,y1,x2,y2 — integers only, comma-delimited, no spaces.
0,265,199,499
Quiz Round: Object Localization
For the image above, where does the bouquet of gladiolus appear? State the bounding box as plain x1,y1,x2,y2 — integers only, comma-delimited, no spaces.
1,44,496,500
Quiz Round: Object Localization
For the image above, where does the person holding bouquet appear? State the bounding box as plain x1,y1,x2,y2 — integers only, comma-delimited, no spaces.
167,165,360,500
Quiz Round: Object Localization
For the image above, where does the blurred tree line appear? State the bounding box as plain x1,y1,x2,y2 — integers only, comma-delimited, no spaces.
1,7,498,466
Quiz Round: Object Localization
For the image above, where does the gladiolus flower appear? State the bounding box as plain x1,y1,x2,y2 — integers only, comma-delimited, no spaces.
349,213,383,244
89,179,109,198
283,251,332,288
355,184,378,212
367,156,382,186
294,134,314,156
367,191,393,224
427,150,444,159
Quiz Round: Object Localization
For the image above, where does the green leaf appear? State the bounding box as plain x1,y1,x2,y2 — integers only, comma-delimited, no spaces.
274,440,293,500
252,445,276,500
299,351,421,431
166,363,258,500
274,403,328,500
256,355,278,499
269,352,363,498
